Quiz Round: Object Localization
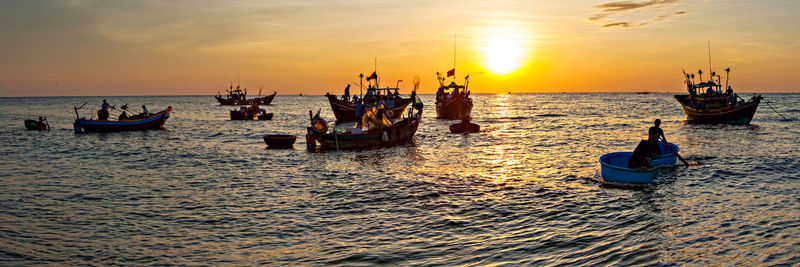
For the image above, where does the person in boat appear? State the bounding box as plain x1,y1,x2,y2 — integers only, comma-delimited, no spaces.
141,105,150,117
342,84,351,101
98,99,112,120
628,119,666,169
118,111,129,120
38,116,48,129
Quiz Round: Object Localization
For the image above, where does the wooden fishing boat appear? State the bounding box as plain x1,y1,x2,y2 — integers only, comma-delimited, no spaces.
24,118,49,130
215,84,276,105
449,121,479,133
599,142,679,184
675,68,761,125
326,93,411,122
435,38,474,120
230,107,273,120
263,134,297,149
435,74,473,120
307,97,423,151
73,106,172,133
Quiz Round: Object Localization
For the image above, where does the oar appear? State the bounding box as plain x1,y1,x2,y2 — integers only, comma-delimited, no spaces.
662,137,695,166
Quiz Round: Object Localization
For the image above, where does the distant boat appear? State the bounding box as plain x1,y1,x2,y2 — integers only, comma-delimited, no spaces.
674,68,761,125
24,118,49,130
73,106,172,133
599,141,679,184
215,82,276,105
229,106,273,120
636,91,650,94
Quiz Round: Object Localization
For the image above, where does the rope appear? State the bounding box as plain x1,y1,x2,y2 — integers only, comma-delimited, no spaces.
763,100,789,121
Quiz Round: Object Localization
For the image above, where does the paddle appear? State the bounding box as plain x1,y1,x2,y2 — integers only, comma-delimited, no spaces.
661,136,695,167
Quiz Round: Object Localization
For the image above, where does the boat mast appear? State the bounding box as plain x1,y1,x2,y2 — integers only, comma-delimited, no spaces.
453,34,457,81
707,41,712,83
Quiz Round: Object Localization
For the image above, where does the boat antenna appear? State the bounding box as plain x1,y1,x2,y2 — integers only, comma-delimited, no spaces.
453,34,457,81
359,73,364,99
725,67,731,90
707,41,712,82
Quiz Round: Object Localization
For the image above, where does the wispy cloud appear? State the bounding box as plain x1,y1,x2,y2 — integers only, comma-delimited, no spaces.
595,0,678,12
590,0,686,28
603,22,633,28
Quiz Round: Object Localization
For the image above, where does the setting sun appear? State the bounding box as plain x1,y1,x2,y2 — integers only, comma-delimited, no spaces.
483,36,524,75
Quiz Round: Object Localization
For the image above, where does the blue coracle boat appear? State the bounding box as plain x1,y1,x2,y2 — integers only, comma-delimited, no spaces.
599,142,679,184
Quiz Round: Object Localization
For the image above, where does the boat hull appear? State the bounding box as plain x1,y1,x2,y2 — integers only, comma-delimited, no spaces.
327,94,411,122
599,142,679,184
230,110,273,120
24,120,47,130
310,114,421,151
74,107,171,133
216,92,276,105
263,134,296,149
449,121,480,133
674,94,760,125
436,94,473,120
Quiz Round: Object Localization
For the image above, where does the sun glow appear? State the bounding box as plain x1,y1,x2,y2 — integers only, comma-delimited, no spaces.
483,36,524,75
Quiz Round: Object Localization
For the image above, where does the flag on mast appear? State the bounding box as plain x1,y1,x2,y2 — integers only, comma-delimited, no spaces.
366,71,378,81
446,68,455,77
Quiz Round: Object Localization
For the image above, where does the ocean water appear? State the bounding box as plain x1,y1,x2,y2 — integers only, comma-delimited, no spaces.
0,93,798,265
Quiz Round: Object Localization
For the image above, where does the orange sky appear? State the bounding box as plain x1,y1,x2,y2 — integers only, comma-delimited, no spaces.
1,0,798,96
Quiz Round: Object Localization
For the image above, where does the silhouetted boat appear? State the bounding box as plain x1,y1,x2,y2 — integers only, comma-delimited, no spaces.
435,37,473,120
674,68,761,125
230,106,272,120
24,118,49,130
215,83,276,105
306,97,423,151
263,134,296,149
326,92,412,122
326,73,414,122
435,74,472,120
599,142,679,184
73,106,172,133
449,120,479,133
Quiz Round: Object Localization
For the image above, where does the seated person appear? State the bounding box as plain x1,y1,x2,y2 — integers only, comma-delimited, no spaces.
141,105,149,117
118,111,129,120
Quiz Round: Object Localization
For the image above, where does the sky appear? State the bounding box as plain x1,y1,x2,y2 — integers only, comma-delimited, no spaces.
1,0,798,96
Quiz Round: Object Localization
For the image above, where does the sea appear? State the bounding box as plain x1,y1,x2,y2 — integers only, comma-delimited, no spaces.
1,93,798,265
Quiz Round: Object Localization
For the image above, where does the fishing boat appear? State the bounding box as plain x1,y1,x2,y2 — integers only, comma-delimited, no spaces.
599,141,679,184
306,96,423,151
435,73,473,120
263,134,296,149
326,73,414,122
230,106,272,120
215,83,277,105
24,118,49,130
73,104,172,133
674,46,761,124
435,37,473,120
449,120,479,133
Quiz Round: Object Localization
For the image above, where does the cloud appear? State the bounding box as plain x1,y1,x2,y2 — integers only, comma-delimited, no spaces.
595,0,678,12
590,0,685,28
603,22,633,28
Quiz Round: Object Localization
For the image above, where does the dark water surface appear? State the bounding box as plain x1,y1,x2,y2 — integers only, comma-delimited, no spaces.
1,93,798,265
